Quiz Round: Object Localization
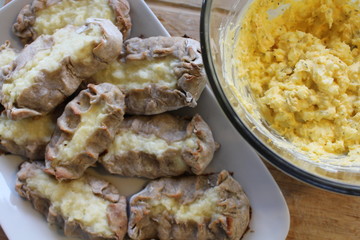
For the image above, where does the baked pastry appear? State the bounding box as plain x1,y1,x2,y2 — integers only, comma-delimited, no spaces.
16,161,127,240
0,18,123,120
0,41,18,92
99,113,217,179
45,83,125,181
128,170,250,240
13,0,131,44
91,36,206,115
0,41,18,67
0,112,56,160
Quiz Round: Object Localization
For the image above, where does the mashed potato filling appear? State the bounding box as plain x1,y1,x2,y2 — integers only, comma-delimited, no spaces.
150,188,220,223
0,45,17,67
34,0,115,36
106,130,198,156
235,0,360,160
26,168,113,236
2,24,103,105
104,130,198,170
0,115,55,145
56,103,107,162
93,57,179,90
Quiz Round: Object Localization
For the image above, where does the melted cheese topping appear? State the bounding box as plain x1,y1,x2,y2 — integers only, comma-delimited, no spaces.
0,46,17,67
234,0,360,162
2,24,103,105
150,188,219,223
26,168,113,236
106,129,198,156
93,57,179,90
34,0,115,36
0,114,55,145
56,103,107,162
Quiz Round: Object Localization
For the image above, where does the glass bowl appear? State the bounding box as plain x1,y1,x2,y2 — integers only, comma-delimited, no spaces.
200,0,360,195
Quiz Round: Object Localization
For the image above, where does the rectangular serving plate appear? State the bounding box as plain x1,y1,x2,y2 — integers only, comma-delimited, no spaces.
0,0,290,239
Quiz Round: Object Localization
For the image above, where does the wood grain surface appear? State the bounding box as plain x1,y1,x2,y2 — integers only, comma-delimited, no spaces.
1,0,360,240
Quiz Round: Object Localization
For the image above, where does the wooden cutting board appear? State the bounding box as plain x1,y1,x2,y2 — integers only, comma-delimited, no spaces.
1,0,360,240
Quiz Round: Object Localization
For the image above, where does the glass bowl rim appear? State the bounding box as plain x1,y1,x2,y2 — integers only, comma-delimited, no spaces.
199,0,360,196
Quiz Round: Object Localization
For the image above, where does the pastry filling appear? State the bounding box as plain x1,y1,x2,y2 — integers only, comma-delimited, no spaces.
106,129,198,156
0,114,55,145
26,168,113,236
34,0,115,36
93,57,180,90
2,23,103,105
56,103,107,162
0,45,17,67
149,188,220,223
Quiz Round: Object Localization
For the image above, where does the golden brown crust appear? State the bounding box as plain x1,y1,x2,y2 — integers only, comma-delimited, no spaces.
12,4,35,44
16,161,128,240
108,0,132,39
87,177,128,240
1,19,123,120
0,138,44,160
45,83,125,181
12,0,131,44
99,113,218,179
128,171,250,240
90,36,206,115
183,114,219,174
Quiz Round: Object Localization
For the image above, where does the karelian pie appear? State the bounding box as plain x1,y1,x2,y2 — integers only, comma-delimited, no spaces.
91,36,206,115
100,113,218,179
0,19,123,120
45,83,125,180
16,161,128,240
13,0,131,44
0,112,56,160
128,170,250,240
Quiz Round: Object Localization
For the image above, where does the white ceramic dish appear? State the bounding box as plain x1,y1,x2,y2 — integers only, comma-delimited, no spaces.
0,0,290,239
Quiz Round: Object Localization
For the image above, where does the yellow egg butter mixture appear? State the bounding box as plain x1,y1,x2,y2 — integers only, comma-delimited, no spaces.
236,0,360,163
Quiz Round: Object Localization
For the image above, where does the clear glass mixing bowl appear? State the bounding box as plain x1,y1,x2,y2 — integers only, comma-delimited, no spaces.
200,0,360,195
